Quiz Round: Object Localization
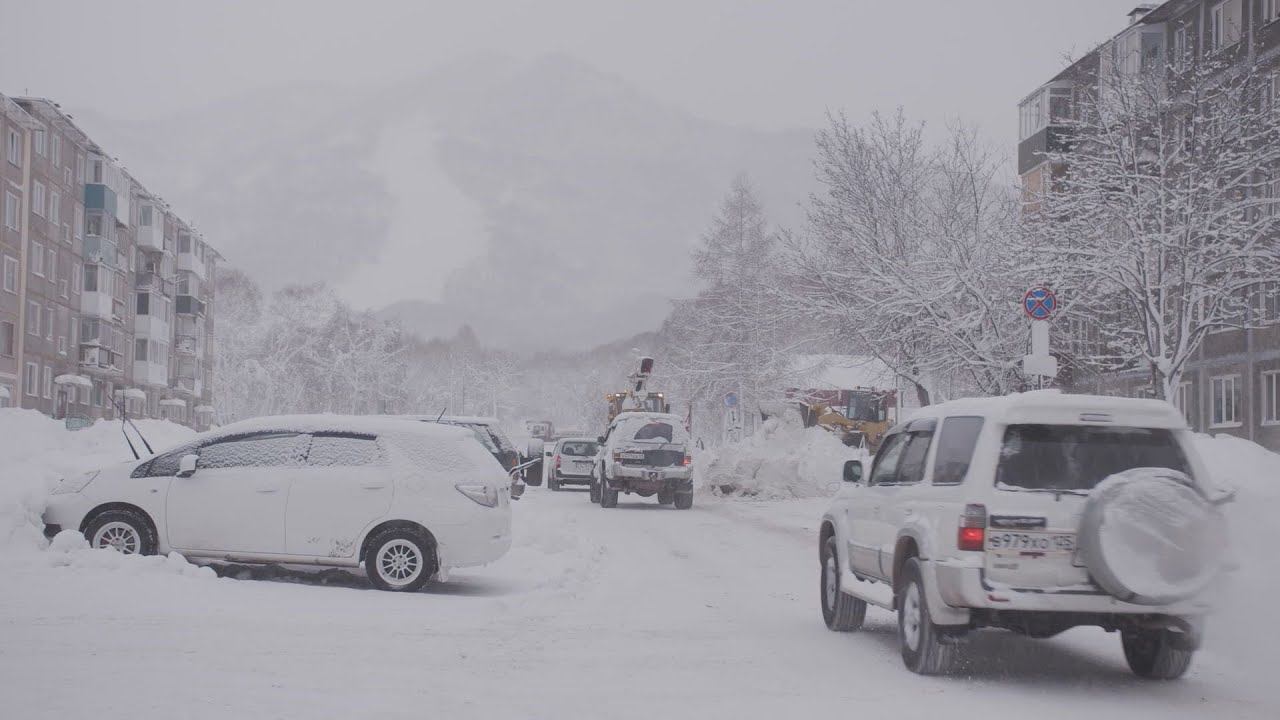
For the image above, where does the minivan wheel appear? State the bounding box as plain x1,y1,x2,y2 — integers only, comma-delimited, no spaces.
1122,629,1195,680
365,528,435,592
84,508,157,556
821,536,866,631
898,558,955,675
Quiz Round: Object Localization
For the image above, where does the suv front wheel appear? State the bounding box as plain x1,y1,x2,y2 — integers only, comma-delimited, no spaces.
820,536,866,631
898,558,956,675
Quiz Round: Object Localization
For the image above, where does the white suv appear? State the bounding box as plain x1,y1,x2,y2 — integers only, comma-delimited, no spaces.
819,392,1229,678
591,412,693,509
43,415,513,592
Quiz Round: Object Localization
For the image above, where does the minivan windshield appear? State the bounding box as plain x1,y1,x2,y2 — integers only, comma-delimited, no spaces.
995,424,1190,492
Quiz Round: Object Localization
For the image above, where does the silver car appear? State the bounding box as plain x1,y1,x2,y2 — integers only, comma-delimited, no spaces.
547,437,599,490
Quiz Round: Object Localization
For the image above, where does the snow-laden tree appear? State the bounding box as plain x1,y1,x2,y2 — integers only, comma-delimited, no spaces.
661,176,801,435
789,111,1028,405
1029,52,1280,400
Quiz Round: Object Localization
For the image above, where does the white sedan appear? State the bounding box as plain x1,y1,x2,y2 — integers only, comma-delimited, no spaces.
42,415,513,592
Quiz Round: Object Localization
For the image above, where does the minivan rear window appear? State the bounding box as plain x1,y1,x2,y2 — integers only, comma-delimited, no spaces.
995,424,1190,492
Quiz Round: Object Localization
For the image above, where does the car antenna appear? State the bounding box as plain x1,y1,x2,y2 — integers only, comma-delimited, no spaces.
435,406,447,423
110,395,154,459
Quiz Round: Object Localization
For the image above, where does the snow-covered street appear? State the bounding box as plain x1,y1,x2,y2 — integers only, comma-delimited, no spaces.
2,479,1275,719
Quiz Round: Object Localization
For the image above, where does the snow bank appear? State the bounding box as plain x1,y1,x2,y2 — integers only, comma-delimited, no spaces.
0,408,196,552
695,417,866,498
1189,433,1280,668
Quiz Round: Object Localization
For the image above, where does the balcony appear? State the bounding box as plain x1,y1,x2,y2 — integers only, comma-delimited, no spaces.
133,359,168,388
177,251,206,280
78,346,123,378
175,375,203,397
135,313,170,340
136,222,163,252
80,289,114,320
136,272,175,297
83,236,119,268
176,295,206,317
84,184,117,216
174,333,201,356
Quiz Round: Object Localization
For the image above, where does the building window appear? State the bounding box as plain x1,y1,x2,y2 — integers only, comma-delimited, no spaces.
6,129,20,166
1173,25,1189,71
1211,375,1241,427
83,264,97,292
51,134,60,167
47,248,56,283
57,335,66,355
26,301,40,335
137,292,150,315
1211,0,1242,52
45,304,54,340
73,261,82,293
138,205,152,227
32,182,45,218
75,154,84,183
74,205,82,240
49,191,60,223
31,241,44,276
60,279,68,298
135,338,148,362
1173,381,1193,426
24,362,38,396
1263,372,1280,425
3,255,16,293
3,191,18,230
0,320,13,357
33,125,46,156
42,366,52,399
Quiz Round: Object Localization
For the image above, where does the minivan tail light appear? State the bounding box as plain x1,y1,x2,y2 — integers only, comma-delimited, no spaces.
958,503,987,551
455,483,499,508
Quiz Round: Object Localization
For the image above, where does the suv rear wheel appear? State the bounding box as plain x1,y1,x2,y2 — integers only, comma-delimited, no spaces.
600,481,619,508
1122,629,1194,680
898,558,955,675
820,536,866,631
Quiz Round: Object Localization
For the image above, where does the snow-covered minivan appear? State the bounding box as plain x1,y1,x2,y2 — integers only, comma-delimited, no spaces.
819,391,1230,678
43,415,513,592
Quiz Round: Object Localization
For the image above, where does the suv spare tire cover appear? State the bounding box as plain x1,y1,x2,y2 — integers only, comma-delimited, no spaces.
1077,468,1227,606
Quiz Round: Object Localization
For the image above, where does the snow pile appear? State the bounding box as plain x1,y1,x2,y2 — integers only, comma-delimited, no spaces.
0,408,197,552
1190,433,1280,666
695,417,867,498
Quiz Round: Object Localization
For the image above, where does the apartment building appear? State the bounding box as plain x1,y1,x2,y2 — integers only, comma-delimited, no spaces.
0,94,219,430
1018,0,1280,450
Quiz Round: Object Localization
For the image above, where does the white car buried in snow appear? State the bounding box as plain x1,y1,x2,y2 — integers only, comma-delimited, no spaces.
42,415,513,592
819,391,1231,678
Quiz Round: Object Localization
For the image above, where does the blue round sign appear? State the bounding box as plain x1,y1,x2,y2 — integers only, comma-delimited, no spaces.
724,392,739,408
1023,287,1057,320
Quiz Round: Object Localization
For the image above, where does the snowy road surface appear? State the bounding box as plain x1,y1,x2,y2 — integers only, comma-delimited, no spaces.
1,488,1273,720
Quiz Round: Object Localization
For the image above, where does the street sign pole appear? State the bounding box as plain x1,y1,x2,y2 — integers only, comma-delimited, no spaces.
1021,287,1058,386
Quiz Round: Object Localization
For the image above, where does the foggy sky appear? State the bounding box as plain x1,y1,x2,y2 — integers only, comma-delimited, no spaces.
0,0,1133,318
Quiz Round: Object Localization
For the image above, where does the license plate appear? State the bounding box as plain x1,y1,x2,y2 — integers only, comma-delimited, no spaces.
620,452,645,460
986,531,1075,554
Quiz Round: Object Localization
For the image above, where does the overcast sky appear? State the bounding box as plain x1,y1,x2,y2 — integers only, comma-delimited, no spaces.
3,0,1128,142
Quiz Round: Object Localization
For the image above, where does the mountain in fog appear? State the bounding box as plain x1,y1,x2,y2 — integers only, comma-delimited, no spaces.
70,54,816,350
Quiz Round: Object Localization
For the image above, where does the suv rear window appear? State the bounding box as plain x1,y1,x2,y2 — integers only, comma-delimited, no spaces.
995,424,1190,492
560,441,598,456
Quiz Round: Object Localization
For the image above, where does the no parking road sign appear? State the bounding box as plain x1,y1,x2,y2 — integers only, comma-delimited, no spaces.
1023,287,1057,321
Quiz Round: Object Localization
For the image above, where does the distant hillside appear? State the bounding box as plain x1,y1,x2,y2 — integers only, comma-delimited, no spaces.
71,54,816,350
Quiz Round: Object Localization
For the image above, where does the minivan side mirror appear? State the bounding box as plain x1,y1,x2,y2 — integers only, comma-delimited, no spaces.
177,454,199,478
842,459,864,484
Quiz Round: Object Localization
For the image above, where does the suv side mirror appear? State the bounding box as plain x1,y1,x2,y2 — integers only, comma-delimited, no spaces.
842,459,863,484
597,435,606,444
177,454,199,478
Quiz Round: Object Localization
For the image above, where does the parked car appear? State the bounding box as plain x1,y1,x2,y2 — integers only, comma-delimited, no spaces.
818,391,1230,678
43,415,514,592
591,412,693,509
547,437,600,490
404,415,523,479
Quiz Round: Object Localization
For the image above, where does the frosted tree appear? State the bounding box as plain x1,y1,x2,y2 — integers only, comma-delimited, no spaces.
1029,50,1280,400
790,111,1027,406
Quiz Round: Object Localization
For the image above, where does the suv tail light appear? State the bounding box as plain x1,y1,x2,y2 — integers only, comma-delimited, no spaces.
612,451,623,463
555,455,561,469
958,503,987,551
682,454,692,466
